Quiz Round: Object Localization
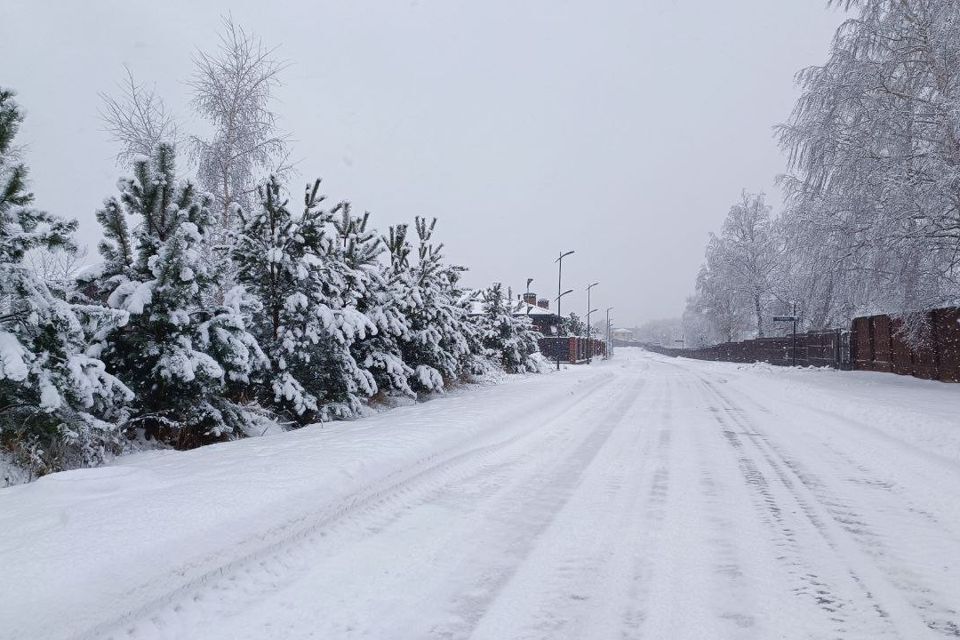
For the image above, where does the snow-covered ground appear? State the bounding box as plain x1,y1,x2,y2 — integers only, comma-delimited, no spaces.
2,348,960,639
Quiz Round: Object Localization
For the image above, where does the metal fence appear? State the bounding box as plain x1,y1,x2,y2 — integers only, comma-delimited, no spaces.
643,305,960,383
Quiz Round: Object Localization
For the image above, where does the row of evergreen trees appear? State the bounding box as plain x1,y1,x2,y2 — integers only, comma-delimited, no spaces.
1,90,542,479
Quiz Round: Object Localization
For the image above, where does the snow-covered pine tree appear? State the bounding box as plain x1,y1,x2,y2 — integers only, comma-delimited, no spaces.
297,198,377,419
0,89,132,477
233,177,376,423
459,293,497,378
335,205,414,401
93,143,266,447
563,312,585,337
232,176,321,422
478,283,542,374
387,218,472,394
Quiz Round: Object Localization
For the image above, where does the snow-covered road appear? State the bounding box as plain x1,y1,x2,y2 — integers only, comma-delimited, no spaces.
3,349,960,639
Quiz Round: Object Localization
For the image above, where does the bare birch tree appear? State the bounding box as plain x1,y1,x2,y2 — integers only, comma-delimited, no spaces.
190,16,290,235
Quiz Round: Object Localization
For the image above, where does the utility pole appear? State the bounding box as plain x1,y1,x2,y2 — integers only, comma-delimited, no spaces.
586,282,599,361
587,307,599,361
555,250,575,370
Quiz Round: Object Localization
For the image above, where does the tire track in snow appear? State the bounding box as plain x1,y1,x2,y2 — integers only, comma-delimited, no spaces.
618,377,676,637
464,371,670,639
425,374,650,639
696,372,957,639
80,371,622,640
685,376,765,637
633,372,785,639
191,370,650,640
707,377,960,544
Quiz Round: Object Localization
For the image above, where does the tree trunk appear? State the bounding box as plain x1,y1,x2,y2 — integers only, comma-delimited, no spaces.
754,294,764,338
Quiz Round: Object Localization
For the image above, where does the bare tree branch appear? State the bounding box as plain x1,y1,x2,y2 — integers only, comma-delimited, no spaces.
99,66,179,165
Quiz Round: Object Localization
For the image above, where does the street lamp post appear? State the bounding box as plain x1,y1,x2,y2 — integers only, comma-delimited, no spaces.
555,288,574,370
586,308,599,361
555,250,575,370
586,282,599,361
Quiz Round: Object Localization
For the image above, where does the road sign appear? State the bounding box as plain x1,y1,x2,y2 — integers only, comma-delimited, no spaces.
773,315,798,322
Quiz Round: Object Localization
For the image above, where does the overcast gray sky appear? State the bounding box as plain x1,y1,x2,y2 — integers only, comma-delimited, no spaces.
1,1,844,328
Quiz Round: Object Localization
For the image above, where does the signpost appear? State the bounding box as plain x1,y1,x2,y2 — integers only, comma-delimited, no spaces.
773,306,800,366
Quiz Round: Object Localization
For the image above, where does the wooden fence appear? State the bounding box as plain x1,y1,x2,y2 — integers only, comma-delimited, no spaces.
644,306,960,383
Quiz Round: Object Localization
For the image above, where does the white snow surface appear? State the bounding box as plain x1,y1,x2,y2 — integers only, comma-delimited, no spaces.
2,349,960,639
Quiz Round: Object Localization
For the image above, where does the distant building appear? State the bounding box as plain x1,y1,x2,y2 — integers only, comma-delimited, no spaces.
467,289,561,335
611,327,634,342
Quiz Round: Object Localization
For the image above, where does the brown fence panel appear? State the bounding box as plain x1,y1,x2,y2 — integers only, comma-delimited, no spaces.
852,316,872,369
910,313,938,380
847,307,960,382
764,337,792,366
889,317,916,376
538,336,608,364
934,307,960,382
805,330,840,368
871,315,894,372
